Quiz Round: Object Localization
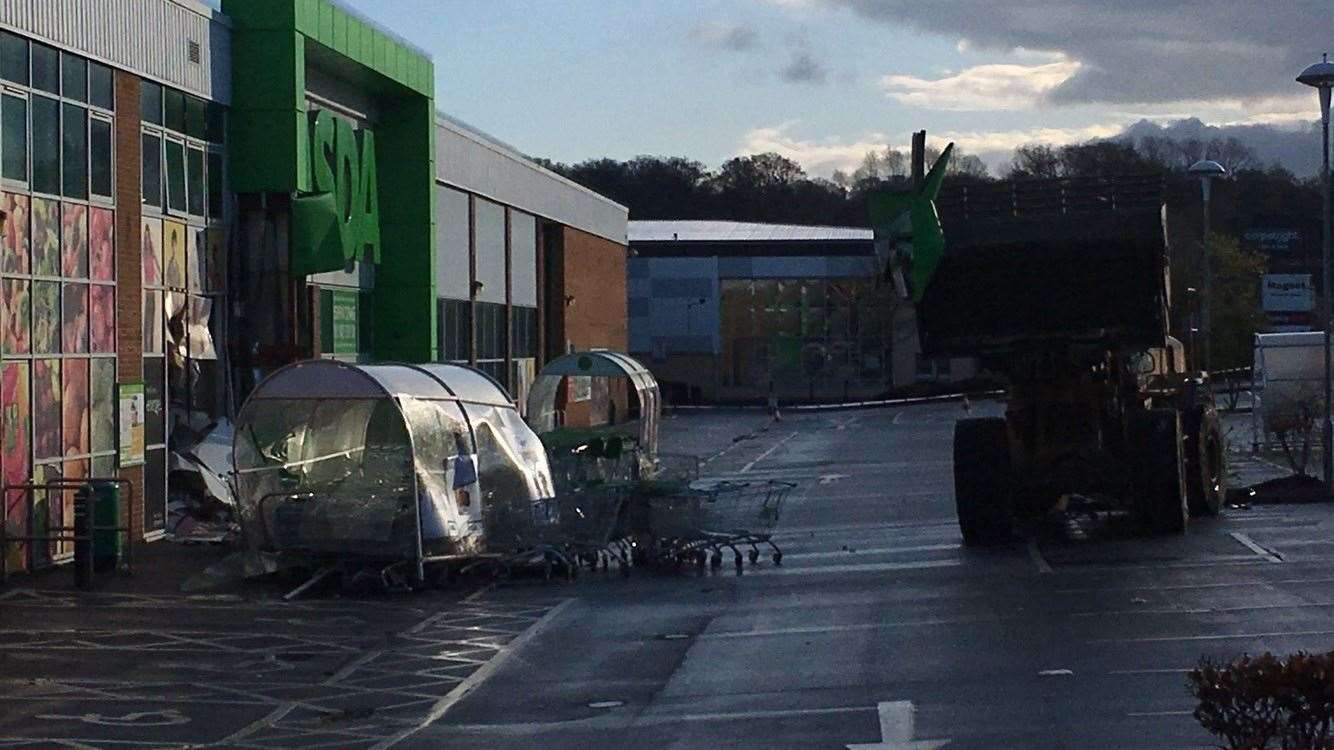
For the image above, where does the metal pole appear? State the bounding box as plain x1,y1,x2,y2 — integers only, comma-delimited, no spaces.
1201,180,1213,373
1320,90,1333,492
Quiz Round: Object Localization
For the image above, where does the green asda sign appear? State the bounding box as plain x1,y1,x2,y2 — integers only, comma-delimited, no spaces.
292,109,382,274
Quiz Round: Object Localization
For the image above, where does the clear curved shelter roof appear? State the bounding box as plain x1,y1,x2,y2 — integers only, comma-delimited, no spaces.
525,350,661,454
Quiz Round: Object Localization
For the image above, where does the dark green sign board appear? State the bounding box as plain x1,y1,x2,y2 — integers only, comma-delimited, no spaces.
321,289,360,356
293,109,382,276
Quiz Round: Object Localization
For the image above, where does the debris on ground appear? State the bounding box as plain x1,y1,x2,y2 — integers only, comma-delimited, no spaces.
1231,474,1329,505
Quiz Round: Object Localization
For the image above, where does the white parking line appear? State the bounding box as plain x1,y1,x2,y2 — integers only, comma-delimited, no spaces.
697,615,1007,640
739,431,798,474
1230,532,1283,563
1089,628,1334,644
1056,576,1334,595
371,599,574,750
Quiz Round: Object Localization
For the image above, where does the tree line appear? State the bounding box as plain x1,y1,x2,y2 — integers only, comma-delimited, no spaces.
537,135,1327,370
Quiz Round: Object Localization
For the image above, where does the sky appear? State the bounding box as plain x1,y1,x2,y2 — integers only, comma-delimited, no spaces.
333,0,1331,177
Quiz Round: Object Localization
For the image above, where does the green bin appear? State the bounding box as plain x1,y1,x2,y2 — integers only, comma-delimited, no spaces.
91,482,121,571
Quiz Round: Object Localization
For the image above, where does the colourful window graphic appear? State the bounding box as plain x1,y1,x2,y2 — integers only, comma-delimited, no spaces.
62,282,88,353
31,280,58,354
89,284,114,353
2,278,30,354
142,217,162,288
89,206,114,281
206,229,225,292
142,289,163,355
187,226,202,292
61,203,87,278
2,362,31,572
163,220,186,290
1,193,30,275
90,359,114,453
62,357,89,457
31,197,59,277
33,359,60,460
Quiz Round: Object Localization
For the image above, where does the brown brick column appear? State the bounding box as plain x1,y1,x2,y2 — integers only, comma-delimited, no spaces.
113,71,143,540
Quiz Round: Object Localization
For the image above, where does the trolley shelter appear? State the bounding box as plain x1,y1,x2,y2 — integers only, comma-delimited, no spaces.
525,351,662,456
233,361,554,577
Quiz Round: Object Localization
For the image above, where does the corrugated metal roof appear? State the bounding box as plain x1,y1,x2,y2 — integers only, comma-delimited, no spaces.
629,221,872,243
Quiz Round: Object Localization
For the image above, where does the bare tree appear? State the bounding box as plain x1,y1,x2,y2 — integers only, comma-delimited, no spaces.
1007,144,1061,178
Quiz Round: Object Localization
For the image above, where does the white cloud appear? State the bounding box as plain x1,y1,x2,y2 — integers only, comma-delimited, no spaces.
881,57,1081,111
738,124,891,175
933,123,1123,155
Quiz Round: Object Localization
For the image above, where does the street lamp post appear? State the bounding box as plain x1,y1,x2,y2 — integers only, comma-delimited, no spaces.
1297,53,1334,493
1188,159,1227,373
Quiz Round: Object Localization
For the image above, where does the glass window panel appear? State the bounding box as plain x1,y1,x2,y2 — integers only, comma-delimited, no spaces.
62,357,88,456
144,447,166,533
206,151,222,219
140,80,162,125
31,42,57,94
61,104,87,199
89,62,113,110
1,192,29,274
60,53,86,102
473,199,505,304
90,117,111,198
185,96,206,140
2,363,31,552
31,197,58,276
164,139,185,213
2,277,30,354
143,357,164,446
90,359,115,454
163,88,185,133
90,285,114,353
31,96,59,195
141,132,161,207
2,93,27,183
162,221,185,289
31,280,57,353
90,207,114,281
434,186,471,299
142,290,162,354
0,31,28,86
33,358,60,459
206,103,225,143
61,202,87,278
62,282,87,353
205,229,224,291
186,146,203,215
141,217,161,287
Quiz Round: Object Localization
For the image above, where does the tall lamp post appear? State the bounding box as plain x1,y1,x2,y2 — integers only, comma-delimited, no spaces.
1297,53,1334,493
1188,159,1227,373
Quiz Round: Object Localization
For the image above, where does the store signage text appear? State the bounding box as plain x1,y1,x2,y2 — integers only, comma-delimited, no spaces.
309,109,381,265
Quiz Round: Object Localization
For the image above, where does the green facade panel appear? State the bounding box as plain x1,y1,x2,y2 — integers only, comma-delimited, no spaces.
225,0,437,363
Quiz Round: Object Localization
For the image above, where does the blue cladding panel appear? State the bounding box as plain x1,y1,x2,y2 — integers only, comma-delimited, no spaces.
652,277,713,299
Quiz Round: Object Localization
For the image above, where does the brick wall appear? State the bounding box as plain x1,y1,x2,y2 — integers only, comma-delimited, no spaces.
559,226,627,352
113,70,143,539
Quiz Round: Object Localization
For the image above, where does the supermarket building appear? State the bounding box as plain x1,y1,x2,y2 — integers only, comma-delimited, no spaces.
0,0,628,568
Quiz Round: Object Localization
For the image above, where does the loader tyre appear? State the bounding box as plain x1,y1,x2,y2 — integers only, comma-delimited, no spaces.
1137,408,1188,535
953,417,1014,546
1185,405,1225,517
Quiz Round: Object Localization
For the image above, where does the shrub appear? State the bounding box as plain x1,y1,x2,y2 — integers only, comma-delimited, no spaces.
1189,651,1334,749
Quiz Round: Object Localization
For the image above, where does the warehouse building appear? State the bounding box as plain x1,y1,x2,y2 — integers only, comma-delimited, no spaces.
627,220,974,403
0,0,627,569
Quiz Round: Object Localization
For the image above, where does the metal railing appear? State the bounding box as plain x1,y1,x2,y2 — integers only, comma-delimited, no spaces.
1,478,135,587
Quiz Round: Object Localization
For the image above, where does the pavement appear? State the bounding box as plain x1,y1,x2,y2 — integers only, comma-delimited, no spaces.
4,400,1334,748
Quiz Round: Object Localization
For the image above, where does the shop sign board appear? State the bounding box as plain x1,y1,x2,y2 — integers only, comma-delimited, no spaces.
330,289,359,355
117,383,145,468
1262,274,1314,313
